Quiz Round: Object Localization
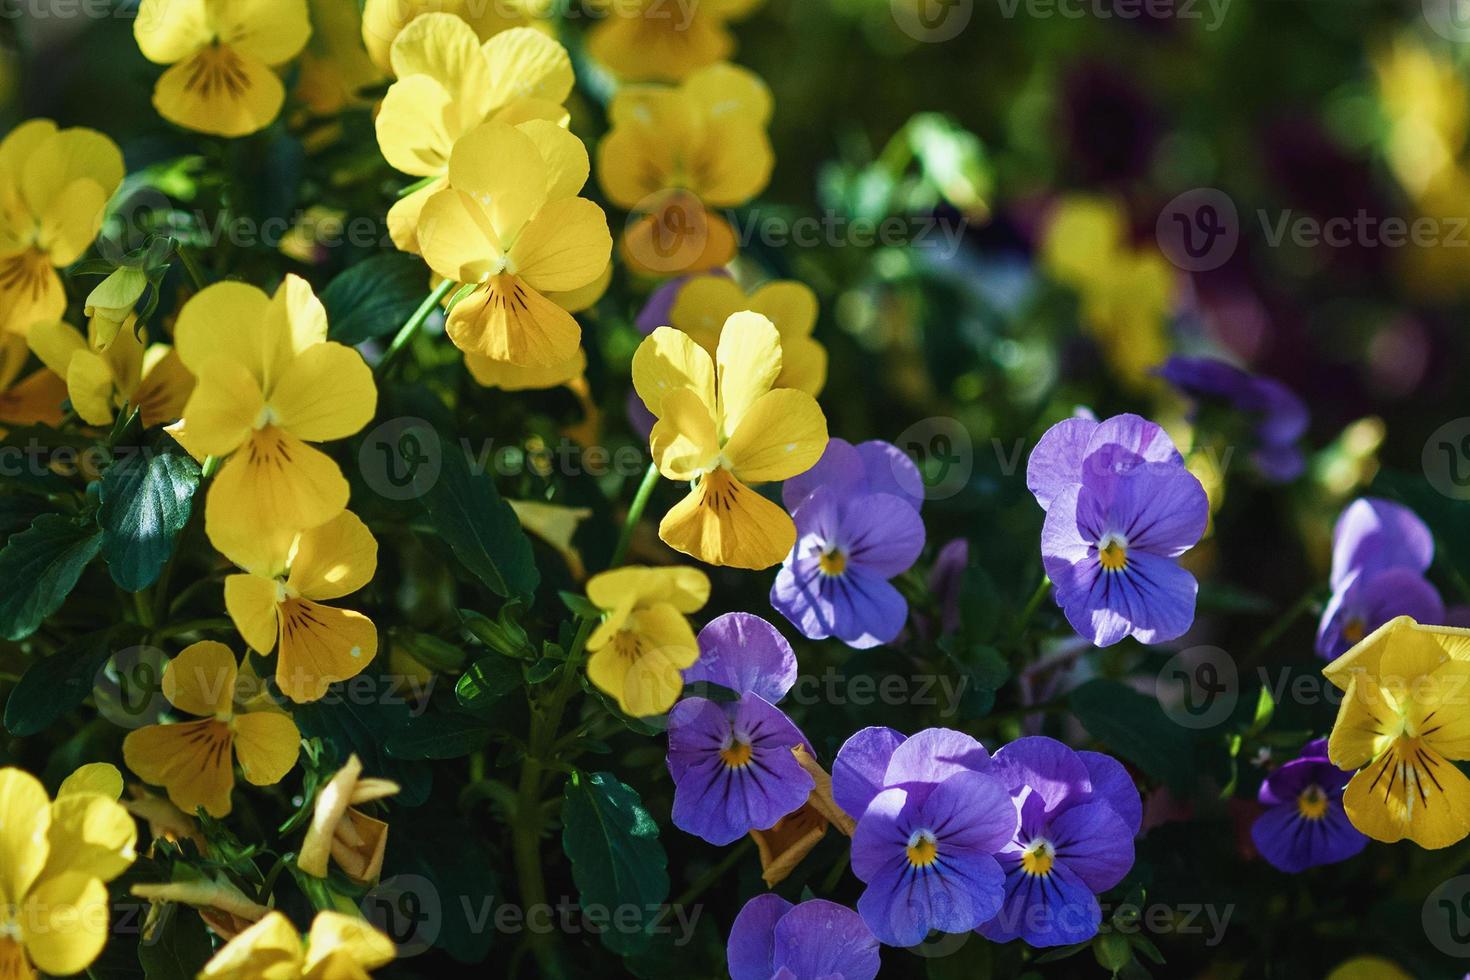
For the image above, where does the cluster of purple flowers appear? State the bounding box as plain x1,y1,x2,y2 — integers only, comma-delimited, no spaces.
1315,497,1443,660
1027,413,1209,647
771,438,927,649
1156,355,1309,482
1250,739,1366,873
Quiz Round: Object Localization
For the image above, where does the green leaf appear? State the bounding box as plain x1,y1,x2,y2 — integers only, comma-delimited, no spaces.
561,771,670,956
408,420,539,601
138,900,214,980
1069,679,1195,792
98,440,200,592
4,631,113,736
293,681,432,805
456,653,522,711
0,514,103,641
324,253,433,344
559,590,600,619
384,708,491,760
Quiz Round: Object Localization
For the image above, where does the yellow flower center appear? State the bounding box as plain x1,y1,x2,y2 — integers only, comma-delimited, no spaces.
1097,534,1128,573
906,830,939,868
719,740,753,769
1342,618,1366,645
818,549,847,576
1296,785,1329,821
1020,838,1055,876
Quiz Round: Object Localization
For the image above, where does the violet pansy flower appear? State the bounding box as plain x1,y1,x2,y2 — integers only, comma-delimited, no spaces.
727,895,880,980
782,437,926,512
1028,413,1208,647
1156,355,1309,482
666,613,814,846
978,737,1141,947
1327,497,1435,590
1250,739,1366,873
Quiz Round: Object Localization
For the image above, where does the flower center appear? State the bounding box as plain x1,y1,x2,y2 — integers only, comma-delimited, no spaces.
1020,838,1055,876
1097,533,1128,572
906,829,939,868
1296,785,1329,821
818,548,847,576
1342,617,1366,645
252,404,279,430
719,740,753,769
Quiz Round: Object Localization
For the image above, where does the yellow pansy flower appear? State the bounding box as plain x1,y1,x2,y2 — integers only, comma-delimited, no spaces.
223,509,380,704
634,313,827,569
0,120,123,336
376,15,572,254
585,565,710,716
669,276,825,396
0,333,65,429
133,0,311,137
1324,616,1470,848
28,319,194,428
124,641,301,817
417,120,611,366
587,0,761,82
167,275,376,562
298,753,398,883
297,0,384,117
598,63,772,276
201,910,395,980
361,0,532,75
0,763,138,980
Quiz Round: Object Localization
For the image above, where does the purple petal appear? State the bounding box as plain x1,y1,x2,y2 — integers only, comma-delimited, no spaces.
1048,801,1135,893
833,727,908,819
772,901,880,980
1078,413,1183,481
1316,567,1444,661
727,893,792,980
1258,755,1350,807
771,553,913,650
1251,801,1367,873
1330,497,1435,589
783,438,864,510
626,389,656,443
988,737,1092,816
842,493,927,578
856,440,925,510
686,612,799,703
884,728,990,787
929,538,970,636
1078,751,1142,834
1078,464,1208,558
978,859,1102,947
1027,417,1097,511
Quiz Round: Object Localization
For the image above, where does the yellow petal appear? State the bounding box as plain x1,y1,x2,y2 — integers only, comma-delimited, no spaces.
275,598,378,703
776,335,827,397
304,912,396,976
25,318,86,378
689,121,772,207
586,602,697,716
722,388,828,483
1343,739,1470,848
134,0,210,62
482,27,573,109
658,467,795,570
516,119,588,201
445,121,548,234
546,260,611,313
152,46,286,138
586,565,710,615
0,120,58,179
57,764,123,801
21,873,110,976
179,358,264,457
585,8,732,83
649,387,719,481
619,196,737,277
0,937,30,980
508,499,590,577
171,280,273,382
20,126,124,222
66,351,117,427
0,251,66,336
683,61,772,128
286,510,378,600
595,113,674,209
268,342,376,442
205,427,350,560
510,198,612,294
164,640,240,717
445,275,581,367
418,187,503,284
35,179,109,267
43,792,137,883
201,911,303,980
385,180,436,253
713,311,781,436
260,275,331,388
465,348,585,390
375,74,456,178
388,12,492,110
225,573,284,653
631,325,715,417
0,769,50,908
750,280,818,337
232,710,301,786
668,275,743,351
216,0,312,64
134,347,196,428
750,803,827,888
122,719,236,817
0,368,67,428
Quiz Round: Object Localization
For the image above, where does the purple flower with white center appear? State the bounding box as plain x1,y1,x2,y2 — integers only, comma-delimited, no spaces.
727,895,880,980
771,485,926,649
783,438,926,513
1155,355,1309,482
1328,497,1435,590
1028,414,1208,647
978,737,1141,947
666,613,814,846
1250,738,1366,873
834,728,1017,947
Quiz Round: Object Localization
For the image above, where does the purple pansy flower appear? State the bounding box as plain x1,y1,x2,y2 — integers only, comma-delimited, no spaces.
835,728,1017,947
771,485,926,649
667,614,814,846
783,438,926,513
1250,739,1366,873
1028,414,1208,647
978,737,1141,947
727,895,880,980
1156,355,1309,482
1328,497,1435,590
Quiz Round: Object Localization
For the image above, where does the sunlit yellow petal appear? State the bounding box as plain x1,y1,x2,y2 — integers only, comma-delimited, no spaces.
713,311,781,436
510,198,612,294
20,873,110,976
516,119,588,201
25,318,85,378
123,719,236,817
658,467,794,569
205,427,350,560
66,351,117,426
56,763,123,801
275,599,378,703
232,710,301,786
445,275,581,367
200,910,303,980
649,387,719,480
587,603,697,716
631,325,715,417
163,640,239,718
20,126,123,220
43,793,136,883
35,179,109,267
465,348,585,390
375,74,456,178
683,61,772,128
134,0,209,62
1343,740,1470,848
179,359,264,457
268,342,376,442
171,281,273,382
445,120,548,233
286,510,378,600
0,251,66,336
215,0,311,65
481,26,573,109
386,181,436,253
134,347,195,428
0,769,50,908
225,573,284,653
722,388,828,483
418,187,503,283
303,912,396,976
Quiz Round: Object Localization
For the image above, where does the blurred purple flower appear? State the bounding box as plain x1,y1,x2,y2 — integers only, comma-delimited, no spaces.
1250,739,1366,873
727,895,879,980
928,538,970,637
1156,355,1308,482
978,737,1141,947
1328,497,1435,590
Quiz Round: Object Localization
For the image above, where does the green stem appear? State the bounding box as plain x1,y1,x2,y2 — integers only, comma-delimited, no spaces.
610,462,662,568
396,174,439,198
176,245,210,290
375,279,456,379
1249,587,1321,659
150,617,234,640
1012,575,1052,641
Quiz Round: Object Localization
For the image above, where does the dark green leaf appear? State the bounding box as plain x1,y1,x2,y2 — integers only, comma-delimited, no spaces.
0,514,103,641
384,708,491,760
455,653,522,711
138,900,213,980
559,590,600,618
323,253,433,344
98,440,200,592
384,816,499,962
4,632,112,736
1069,679,1195,791
561,771,670,956
293,680,432,805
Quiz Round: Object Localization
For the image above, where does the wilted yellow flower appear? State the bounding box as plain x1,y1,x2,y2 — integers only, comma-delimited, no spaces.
586,565,710,716
298,753,399,883
669,276,825,396
28,319,193,428
0,120,123,336
587,0,761,82
750,746,854,887
201,910,395,980
222,510,380,704
0,333,65,429
417,120,611,366
361,0,532,75
123,642,301,817
134,0,311,137
167,276,376,562
0,763,137,980
598,64,772,275
633,314,827,568
377,15,573,253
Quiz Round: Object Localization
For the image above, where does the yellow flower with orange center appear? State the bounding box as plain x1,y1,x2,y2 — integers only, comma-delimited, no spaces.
585,565,710,716
668,276,825,396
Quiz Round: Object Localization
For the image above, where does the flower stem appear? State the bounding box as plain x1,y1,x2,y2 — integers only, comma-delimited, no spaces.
375,279,456,379
1013,575,1052,640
